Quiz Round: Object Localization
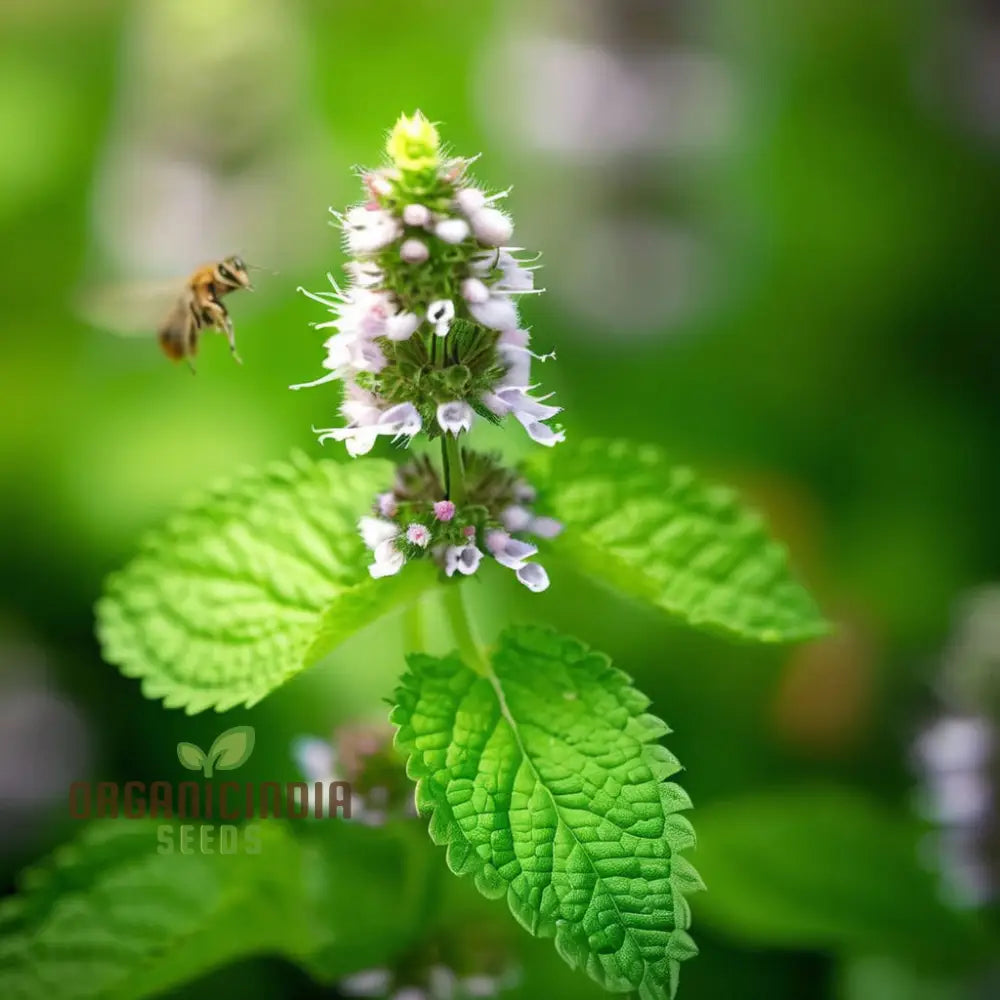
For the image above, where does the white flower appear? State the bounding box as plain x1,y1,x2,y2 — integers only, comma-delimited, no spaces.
359,516,398,550
455,187,486,215
344,206,401,254
445,544,483,577
369,538,405,578
486,530,538,569
435,218,470,244
399,239,429,264
500,505,532,533
460,277,490,304
530,516,563,539
402,203,431,226
406,523,431,548
482,386,564,447
345,261,384,287
516,563,550,592
316,402,422,457
339,968,392,998
468,294,518,331
358,517,405,578
292,736,336,786
427,299,455,337
376,492,398,518
385,311,420,341
471,249,536,293
436,400,474,435
470,207,513,245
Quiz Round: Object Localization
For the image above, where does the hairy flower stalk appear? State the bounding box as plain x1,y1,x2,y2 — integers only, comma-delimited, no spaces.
293,111,565,590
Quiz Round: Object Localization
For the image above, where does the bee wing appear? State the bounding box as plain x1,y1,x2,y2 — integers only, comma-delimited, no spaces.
76,279,188,338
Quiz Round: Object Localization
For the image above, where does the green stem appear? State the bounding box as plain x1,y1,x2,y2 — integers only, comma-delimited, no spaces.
442,584,489,676
443,432,465,504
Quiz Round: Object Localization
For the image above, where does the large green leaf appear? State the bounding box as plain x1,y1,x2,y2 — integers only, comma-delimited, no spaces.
527,440,826,643
392,625,701,1000
692,788,990,965
0,820,418,1000
97,453,436,713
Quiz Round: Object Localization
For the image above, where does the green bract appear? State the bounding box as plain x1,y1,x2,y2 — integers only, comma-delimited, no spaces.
529,439,828,643
392,625,702,999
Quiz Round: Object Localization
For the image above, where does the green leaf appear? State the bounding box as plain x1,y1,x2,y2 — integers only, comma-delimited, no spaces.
176,741,207,771
208,725,255,771
0,821,310,1000
692,788,990,965
527,440,826,644
0,820,423,1000
392,624,701,1000
96,452,438,713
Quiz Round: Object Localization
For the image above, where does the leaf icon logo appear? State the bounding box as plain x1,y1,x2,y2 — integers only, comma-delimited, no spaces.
176,726,255,778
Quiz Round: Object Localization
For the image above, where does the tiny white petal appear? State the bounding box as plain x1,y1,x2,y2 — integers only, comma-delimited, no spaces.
485,529,510,555
500,505,533,532
385,311,421,341
461,277,490,304
493,537,538,571
359,516,399,550
445,544,483,577
468,295,518,331
378,402,422,437
399,238,429,264
471,207,514,245
455,187,486,215
427,298,455,337
402,203,431,226
516,563,550,592
516,414,566,447
436,400,474,435
435,218,470,244
369,539,405,578
530,516,563,539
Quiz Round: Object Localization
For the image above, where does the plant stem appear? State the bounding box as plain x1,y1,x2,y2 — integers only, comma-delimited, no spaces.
443,584,489,676
443,432,465,504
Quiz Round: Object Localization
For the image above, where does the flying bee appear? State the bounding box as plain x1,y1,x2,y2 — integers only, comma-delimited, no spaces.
158,255,253,369
79,255,255,372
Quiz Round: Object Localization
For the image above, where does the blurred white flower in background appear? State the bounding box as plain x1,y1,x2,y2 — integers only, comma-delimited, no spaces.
84,0,337,285
913,586,1000,908
475,0,737,337
0,641,92,852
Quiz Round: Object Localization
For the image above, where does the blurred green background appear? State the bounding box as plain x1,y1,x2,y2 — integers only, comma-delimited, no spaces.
2,1,999,997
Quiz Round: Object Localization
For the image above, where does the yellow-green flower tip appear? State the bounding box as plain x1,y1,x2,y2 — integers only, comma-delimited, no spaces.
387,110,440,172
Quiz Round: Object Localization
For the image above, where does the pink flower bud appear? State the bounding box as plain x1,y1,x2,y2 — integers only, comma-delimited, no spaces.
433,500,456,522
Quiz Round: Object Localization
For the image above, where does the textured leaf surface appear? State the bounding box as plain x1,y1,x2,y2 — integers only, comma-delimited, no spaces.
392,625,700,999
528,440,826,643
0,820,419,1000
693,788,990,963
97,453,436,713
0,821,310,1000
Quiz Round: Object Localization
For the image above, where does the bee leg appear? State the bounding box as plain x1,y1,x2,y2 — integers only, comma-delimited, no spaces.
221,316,243,365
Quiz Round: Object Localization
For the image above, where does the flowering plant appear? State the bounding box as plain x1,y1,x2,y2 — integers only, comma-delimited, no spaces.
80,113,827,999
